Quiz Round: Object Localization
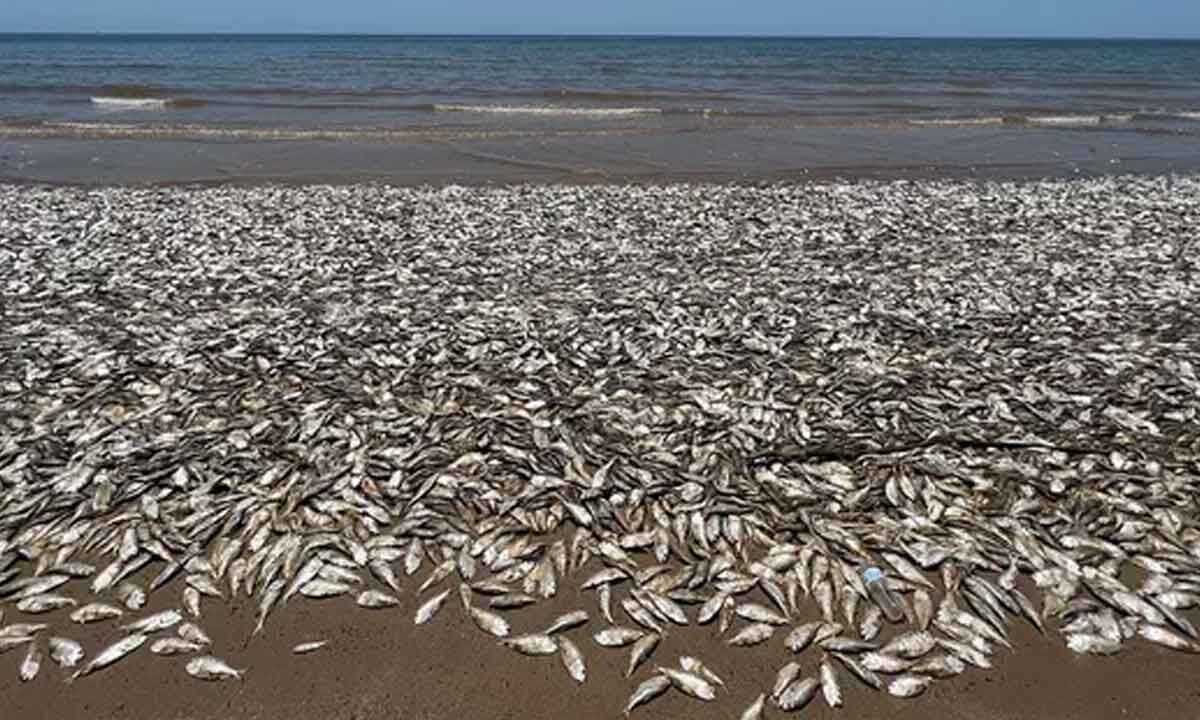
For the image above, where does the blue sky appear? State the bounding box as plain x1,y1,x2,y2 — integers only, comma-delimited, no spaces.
2,0,1198,37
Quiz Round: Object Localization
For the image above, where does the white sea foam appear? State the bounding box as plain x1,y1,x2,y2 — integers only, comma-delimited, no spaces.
91,96,170,109
909,117,1006,127
434,104,662,116
1175,111,1200,120
1027,114,1132,126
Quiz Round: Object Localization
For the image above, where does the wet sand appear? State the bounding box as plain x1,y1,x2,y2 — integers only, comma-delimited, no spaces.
2,123,1200,185
2,573,1198,720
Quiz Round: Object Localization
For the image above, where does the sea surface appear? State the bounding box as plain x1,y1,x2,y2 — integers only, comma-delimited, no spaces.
2,34,1200,133
1,35,1199,183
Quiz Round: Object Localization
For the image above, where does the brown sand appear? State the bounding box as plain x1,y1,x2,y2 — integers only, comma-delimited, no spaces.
3,571,1198,720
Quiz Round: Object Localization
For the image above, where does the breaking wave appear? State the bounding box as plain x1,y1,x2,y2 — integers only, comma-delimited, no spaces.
91,96,207,110
434,104,663,116
1026,113,1134,126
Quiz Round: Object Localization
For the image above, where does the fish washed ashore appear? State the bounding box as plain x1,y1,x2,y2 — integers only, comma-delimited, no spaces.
1,176,1199,719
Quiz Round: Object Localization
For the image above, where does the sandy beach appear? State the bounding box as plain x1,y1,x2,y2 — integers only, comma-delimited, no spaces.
1,176,1198,719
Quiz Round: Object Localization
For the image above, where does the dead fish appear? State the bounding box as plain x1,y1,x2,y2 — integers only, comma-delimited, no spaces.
820,656,844,707
19,643,42,681
736,602,789,626
772,661,802,700
414,589,451,625
624,673,670,715
356,590,400,608
819,635,876,653
48,637,84,668
729,622,775,646
0,636,34,654
739,693,766,720
776,676,819,711
123,609,183,634
1066,633,1122,655
115,582,146,610
659,666,716,701
545,610,589,635
697,593,728,626
679,655,723,688
883,630,937,659
300,579,353,599
151,638,205,656
860,604,884,641
786,621,823,652
70,602,124,625
1138,624,1199,653
178,623,211,646
185,655,244,681
622,598,665,633
183,586,202,618
598,583,615,624
501,634,559,656
888,674,932,698
292,641,327,654
16,594,77,614
558,636,586,683
469,606,510,637
582,568,628,590
861,651,915,674
626,632,660,677
594,626,645,647
75,634,147,678
0,623,47,639
490,593,537,609
911,653,966,678
833,652,883,690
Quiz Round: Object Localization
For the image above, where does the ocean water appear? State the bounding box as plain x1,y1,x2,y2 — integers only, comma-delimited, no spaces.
2,34,1200,138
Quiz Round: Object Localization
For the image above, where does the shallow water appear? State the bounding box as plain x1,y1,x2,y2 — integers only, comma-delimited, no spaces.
2,35,1200,134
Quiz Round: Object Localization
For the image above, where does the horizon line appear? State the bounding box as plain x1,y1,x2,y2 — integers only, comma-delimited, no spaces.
1,31,1199,41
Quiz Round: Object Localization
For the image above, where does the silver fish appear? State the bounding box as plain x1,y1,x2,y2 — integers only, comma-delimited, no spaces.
659,666,716,701
772,661,802,700
888,674,932,698
48,637,84,668
501,634,559,656
178,623,212,645
356,590,400,608
151,638,205,656
679,655,723,688
820,656,843,707
740,693,766,720
624,673,670,715
776,676,819,711
736,602,789,626
19,642,42,681
70,603,124,624
558,636,586,683
292,641,327,654
186,655,244,681
414,589,451,625
75,634,147,678
729,622,775,646
545,610,589,635
626,632,660,677
594,627,645,647
123,609,183,634
301,579,353,599
16,594,77,614
469,606,510,637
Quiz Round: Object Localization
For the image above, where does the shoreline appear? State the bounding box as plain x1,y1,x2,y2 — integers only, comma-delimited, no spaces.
3,123,1200,186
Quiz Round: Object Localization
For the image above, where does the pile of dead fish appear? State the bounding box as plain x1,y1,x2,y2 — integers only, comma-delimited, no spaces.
0,176,1198,716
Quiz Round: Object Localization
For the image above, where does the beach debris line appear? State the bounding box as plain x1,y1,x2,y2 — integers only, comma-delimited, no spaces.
0,178,1198,705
